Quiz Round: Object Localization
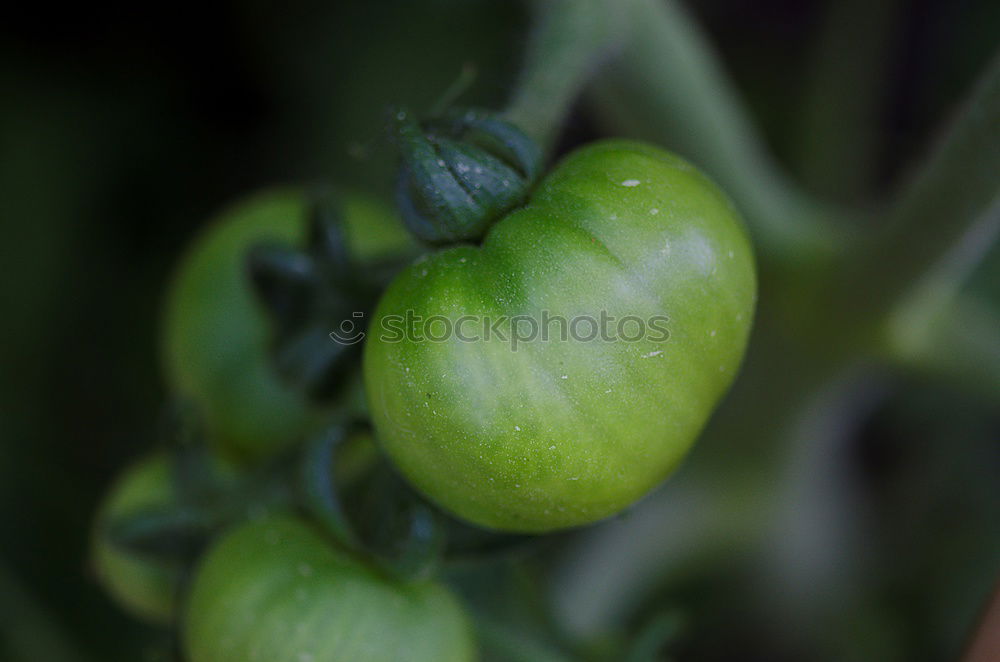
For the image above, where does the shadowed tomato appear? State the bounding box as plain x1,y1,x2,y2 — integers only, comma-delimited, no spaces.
90,454,181,624
163,189,414,462
183,515,476,662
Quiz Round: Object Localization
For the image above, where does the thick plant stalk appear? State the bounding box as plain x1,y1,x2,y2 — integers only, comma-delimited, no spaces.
549,472,757,637
504,0,628,157
474,619,576,662
587,0,846,268
888,291,1000,403
836,51,1000,327
793,0,902,199
884,187,1000,399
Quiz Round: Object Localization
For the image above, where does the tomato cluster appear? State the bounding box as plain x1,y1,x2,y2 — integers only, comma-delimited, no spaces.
93,138,755,659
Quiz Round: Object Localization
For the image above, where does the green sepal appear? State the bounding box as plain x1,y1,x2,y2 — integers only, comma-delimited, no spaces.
246,189,382,400
103,505,214,563
297,425,446,582
298,426,361,551
247,244,317,332
393,106,542,244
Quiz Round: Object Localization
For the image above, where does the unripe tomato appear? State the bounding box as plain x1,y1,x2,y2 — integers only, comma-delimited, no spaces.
91,454,181,624
364,141,756,532
183,515,476,662
162,189,413,462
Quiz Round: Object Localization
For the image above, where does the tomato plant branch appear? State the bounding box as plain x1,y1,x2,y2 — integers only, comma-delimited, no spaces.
834,51,1000,328
882,192,1000,387
887,291,1000,403
503,0,628,157
586,0,849,269
793,0,902,199
474,618,576,662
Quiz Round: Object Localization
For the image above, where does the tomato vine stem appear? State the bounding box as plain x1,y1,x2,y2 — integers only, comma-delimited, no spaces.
833,52,1000,330
585,0,850,270
503,0,628,157
792,0,903,199
584,0,1000,381
887,291,1000,402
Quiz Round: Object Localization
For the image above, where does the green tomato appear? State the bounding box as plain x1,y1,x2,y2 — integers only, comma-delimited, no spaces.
183,515,476,662
91,454,181,625
364,141,756,532
162,189,413,462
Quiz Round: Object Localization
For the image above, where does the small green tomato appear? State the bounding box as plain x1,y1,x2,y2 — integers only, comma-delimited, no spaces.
162,189,413,462
90,454,181,625
183,515,476,662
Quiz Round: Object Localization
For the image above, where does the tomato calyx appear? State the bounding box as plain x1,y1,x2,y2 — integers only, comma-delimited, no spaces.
392,106,542,245
103,504,215,563
100,445,231,565
247,189,405,400
102,414,537,588
298,424,447,581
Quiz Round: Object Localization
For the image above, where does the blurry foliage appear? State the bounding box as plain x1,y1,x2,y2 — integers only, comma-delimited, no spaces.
691,0,1000,201
0,1,997,661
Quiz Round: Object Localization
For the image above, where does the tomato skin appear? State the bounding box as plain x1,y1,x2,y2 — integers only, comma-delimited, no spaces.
364,141,756,532
183,515,476,662
91,454,181,625
162,189,413,463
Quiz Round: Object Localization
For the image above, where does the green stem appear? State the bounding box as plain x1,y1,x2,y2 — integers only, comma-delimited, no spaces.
474,618,576,662
503,0,628,157
624,610,685,662
884,187,1000,354
586,0,849,269
833,50,1000,328
887,291,1000,403
793,0,902,200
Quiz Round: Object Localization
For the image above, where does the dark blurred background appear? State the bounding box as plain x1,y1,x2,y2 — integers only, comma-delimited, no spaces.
1,1,997,660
